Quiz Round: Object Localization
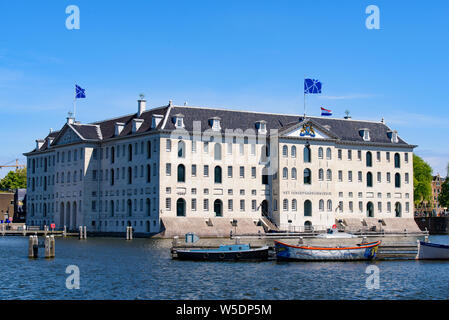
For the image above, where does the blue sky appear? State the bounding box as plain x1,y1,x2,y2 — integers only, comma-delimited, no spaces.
0,0,448,178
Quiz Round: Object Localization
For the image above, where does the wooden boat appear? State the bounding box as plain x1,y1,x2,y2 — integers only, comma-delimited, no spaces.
274,240,381,261
416,241,449,260
172,244,270,261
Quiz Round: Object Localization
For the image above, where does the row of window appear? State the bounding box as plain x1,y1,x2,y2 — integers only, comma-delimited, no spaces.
280,168,409,187
277,199,410,216
167,164,269,185
165,198,260,216
281,146,408,168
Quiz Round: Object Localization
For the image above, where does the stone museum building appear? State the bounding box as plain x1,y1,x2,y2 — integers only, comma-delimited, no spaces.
24,98,417,236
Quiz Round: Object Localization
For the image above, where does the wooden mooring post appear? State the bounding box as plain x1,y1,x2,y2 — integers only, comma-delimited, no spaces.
63,226,67,237
79,226,87,240
126,226,133,240
44,235,55,259
28,235,39,258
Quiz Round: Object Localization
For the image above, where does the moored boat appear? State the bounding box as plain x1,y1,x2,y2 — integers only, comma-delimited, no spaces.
172,244,270,261
274,240,381,261
416,241,449,260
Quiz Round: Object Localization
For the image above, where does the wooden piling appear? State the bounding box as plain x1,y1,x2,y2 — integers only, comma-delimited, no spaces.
23,225,26,236
50,235,55,257
126,226,133,240
63,226,67,237
83,226,87,239
44,235,55,258
28,235,38,258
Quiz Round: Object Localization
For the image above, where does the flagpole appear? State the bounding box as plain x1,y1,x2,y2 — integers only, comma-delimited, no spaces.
73,84,76,120
303,77,306,118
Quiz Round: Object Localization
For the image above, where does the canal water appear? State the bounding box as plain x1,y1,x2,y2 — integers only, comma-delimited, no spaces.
1,235,449,300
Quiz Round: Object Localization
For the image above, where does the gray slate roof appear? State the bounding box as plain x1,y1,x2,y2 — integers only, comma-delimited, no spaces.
26,104,413,154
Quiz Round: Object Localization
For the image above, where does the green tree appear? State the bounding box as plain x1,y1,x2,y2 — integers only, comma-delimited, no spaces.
0,168,27,190
439,163,449,209
413,154,432,208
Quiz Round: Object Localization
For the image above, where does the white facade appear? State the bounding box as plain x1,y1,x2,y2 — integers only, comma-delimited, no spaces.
24,101,415,234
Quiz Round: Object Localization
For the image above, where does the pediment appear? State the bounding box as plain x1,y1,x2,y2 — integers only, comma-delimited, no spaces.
281,119,339,140
52,125,83,146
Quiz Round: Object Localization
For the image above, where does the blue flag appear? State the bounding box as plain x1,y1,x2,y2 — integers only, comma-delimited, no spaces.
75,85,86,99
304,79,322,94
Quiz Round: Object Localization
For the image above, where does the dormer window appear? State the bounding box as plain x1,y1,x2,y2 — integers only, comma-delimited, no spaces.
173,114,185,128
387,130,399,143
152,114,164,129
132,119,144,133
47,137,54,148
255,120,267,134
209,117,221,131
115,122,125,136
359,128,371,142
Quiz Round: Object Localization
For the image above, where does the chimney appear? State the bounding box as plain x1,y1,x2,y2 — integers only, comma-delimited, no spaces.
67,117,75,124
152,114,164,129
132,119,144,133
137,97,146,117
36,139,45,150
115,122,125,136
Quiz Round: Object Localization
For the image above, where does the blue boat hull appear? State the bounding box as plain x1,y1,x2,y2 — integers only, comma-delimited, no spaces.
175,246,270,261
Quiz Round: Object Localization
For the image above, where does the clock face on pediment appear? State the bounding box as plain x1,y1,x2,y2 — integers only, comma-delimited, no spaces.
53,127,82,146
283,123,331,139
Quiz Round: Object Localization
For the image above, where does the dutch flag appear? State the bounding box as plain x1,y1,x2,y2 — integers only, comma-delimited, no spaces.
321,107,332,116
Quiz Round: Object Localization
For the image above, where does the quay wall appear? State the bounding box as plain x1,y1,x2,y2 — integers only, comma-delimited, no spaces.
415,217,449,234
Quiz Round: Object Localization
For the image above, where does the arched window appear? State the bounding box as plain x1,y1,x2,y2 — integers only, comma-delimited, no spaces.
177,164,186,183
111,147,115,163
127,199,132,217
110,200,114,217
326,169,332,181
214,143,222,160
214,199,223,217
110,169,115,186
304,168,311,184
176,198,186,217
291,146,297,158
395,202,402,217
326,148,332,160
147,141,151,159
146,164,151,183
178,140,185,158
304,145,311,163
128,167,132,184
318,147,323,159
128,144,133,162
367,172,373,187
319,199,324,211
292,168,297,180
292,199,297,211
282,145,288,157
283,167,288,179
214,166,222,184
146,198,151,216
366,151,372,167
366,202,374,217
318,169,324,181
395,173,401,188
394,153,401,168
304,200,312,216
327,200,332,212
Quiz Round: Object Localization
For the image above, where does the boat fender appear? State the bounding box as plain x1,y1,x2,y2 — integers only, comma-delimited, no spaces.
219,253,225,259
